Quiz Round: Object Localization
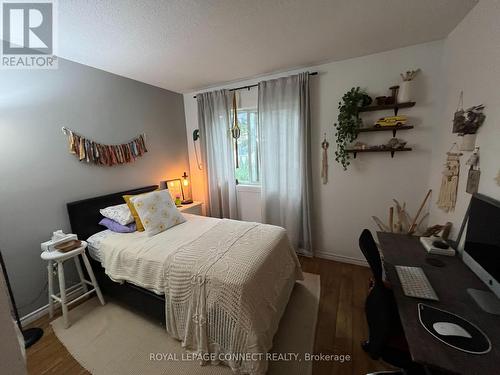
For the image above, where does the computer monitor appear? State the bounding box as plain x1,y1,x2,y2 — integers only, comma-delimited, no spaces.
463,194,500,313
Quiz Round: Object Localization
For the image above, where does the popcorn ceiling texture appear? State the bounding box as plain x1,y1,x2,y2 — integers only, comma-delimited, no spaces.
59,0,476,92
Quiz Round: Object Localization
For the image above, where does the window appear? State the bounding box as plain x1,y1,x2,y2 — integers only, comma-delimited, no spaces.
234,109,260,185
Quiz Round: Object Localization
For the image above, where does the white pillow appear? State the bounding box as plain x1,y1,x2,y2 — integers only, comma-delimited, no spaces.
130,190,186,236
99,203,134,225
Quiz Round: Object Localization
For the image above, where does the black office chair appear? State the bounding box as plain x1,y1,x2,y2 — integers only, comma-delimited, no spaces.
359,229,424,375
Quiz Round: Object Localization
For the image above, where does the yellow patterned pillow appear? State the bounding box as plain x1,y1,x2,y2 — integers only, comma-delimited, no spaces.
130,190,186,236
123,193,148,232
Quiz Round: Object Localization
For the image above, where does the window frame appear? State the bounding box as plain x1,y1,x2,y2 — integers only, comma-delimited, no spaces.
234,108,260,186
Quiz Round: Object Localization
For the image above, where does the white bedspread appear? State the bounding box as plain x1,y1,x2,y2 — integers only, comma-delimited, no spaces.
99,215,302,375
98,214,219,294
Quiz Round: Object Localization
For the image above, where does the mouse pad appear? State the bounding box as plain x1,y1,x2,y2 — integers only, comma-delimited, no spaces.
418,303,491,354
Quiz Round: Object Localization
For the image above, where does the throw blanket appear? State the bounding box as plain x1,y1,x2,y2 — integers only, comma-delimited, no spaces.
164,220,302,374
100,218,302,374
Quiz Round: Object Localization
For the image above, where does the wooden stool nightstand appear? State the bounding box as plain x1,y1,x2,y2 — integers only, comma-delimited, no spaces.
41,241,105,328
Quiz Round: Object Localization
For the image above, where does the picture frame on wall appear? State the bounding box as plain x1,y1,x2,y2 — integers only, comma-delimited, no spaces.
165,179,184,202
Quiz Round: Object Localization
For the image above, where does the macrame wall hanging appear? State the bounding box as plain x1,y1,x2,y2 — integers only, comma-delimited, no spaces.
437,143,462,212
321,133,329,184
231,92,241,168
62,127,147,166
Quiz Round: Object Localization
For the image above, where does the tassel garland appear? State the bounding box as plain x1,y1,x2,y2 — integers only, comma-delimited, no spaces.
62,127,147,166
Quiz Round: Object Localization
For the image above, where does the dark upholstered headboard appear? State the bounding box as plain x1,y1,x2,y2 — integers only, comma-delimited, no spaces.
67,185,158,240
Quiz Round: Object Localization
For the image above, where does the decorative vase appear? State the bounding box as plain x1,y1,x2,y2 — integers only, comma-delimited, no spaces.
175,196,182,206
460,134,477,151
397,81,412,103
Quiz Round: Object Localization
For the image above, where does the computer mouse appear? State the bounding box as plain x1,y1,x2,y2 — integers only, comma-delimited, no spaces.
432,240,450,249
433,322,472,338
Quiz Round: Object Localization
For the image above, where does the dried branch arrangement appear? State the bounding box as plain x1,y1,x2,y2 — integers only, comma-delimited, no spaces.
400,69,420,81
372,189,432,236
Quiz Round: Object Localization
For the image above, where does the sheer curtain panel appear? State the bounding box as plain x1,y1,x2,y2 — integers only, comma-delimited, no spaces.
197,90,238,219
258,72,313,255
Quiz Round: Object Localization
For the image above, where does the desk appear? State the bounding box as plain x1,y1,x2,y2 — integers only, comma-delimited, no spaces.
377,232,500,374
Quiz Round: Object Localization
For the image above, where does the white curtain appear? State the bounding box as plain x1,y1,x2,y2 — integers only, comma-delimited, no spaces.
258,72,313,255
197,90,238,219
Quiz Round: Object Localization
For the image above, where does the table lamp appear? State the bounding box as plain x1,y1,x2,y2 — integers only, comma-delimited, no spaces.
181,172,193,204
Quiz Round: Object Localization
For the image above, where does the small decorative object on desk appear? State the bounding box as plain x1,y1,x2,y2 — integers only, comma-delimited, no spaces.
398,69,420,103
422,222,452,238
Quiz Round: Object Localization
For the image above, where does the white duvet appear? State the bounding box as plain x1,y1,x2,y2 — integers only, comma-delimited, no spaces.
93,214,218,293
97,214,302,375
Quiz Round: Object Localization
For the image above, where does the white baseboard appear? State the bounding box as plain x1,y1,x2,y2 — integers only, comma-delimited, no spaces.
20,283,85,326
315,251,368,267
21,303,51,326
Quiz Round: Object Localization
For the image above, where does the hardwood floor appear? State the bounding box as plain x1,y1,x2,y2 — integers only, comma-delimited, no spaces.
299,257,390,375
26,310,89,375
26,257,390,375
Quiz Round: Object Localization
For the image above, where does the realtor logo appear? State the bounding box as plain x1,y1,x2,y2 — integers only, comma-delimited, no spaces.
1,0,57,69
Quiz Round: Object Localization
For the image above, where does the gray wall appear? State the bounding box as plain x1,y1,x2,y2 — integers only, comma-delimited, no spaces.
0,59,189,316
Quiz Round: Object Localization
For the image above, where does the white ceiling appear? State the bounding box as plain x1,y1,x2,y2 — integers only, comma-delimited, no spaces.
58,0,477,93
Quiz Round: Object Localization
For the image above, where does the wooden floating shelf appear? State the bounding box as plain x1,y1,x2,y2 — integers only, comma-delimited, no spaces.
358,125,414,137
358,101,416,115
346,147,412,158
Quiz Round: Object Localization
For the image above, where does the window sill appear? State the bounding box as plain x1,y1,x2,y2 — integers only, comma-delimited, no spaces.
236,184,261,193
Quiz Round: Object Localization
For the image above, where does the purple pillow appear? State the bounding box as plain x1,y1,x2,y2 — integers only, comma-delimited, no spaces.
99,218,136,233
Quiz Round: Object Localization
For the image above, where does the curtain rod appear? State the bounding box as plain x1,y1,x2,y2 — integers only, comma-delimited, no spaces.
193,71,318,99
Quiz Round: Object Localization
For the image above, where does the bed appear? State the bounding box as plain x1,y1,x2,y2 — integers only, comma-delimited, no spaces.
67,185,302,375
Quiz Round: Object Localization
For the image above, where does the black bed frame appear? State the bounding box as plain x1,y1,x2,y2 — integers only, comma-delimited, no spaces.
67,185,165,325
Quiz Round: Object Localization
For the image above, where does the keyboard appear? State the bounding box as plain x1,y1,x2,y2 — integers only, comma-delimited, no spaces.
395,266,439,301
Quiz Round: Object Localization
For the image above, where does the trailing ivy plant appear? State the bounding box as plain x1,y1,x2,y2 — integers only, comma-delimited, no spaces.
334,87,369,170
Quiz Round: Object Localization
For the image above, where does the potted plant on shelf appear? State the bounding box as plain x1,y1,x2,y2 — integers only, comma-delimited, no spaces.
334,87,370,170
456,104,486,151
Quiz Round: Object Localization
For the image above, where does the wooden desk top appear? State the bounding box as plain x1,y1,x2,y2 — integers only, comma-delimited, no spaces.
377,232,500,375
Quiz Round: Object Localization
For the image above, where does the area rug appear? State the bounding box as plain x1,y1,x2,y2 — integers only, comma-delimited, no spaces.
51,272,320,375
